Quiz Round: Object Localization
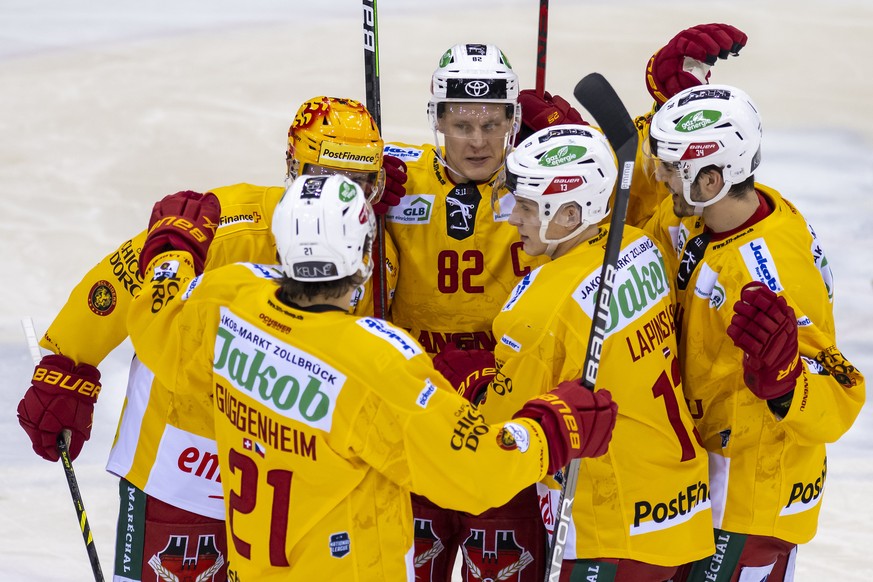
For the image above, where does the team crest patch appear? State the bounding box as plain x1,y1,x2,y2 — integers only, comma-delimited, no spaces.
87,280,116,316
148,534,224,582
497,422,530,452
329,532,351,558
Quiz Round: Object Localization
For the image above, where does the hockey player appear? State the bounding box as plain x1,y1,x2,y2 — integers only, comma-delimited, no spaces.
630,22,748,228
383,43,567,581
125,176,619,581
16,96,405,582
436,125,716,581
645,84,865,581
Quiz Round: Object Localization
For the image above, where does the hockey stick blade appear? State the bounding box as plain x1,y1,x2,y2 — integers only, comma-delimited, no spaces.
572,72,637,265
574,73,636,153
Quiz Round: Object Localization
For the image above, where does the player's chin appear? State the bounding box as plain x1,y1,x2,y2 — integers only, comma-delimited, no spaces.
519,236,542,257
460,158,497,182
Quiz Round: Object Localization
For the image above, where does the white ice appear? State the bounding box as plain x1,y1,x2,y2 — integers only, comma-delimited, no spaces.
1,1,871,580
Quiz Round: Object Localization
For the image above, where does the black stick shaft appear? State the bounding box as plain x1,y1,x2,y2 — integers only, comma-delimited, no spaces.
543,73,638,581
535,0,549,96
58,434,106,582
363,0,388,319
23,317,106,581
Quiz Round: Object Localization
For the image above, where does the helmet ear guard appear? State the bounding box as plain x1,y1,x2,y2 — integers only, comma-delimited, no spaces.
649,84,763,209
272,174,376,283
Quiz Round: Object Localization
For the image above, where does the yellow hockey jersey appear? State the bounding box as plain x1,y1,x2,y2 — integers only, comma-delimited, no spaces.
644,185,865,544
626,111,671,229
383,142,547,354
127,253,552,581
40,182,398,518
479,226,714,567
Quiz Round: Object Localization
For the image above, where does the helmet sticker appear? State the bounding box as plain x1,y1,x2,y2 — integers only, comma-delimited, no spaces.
537,126,593,143
675,110,722,132
439,48,453,67
544,176,585,195
338,181,358,202
293,261,339,280
300,176,328,198
464,80,490,97
539,145,588,167
445,78,508,99
677,87,733,106
465,44,487,56
680,142,720,160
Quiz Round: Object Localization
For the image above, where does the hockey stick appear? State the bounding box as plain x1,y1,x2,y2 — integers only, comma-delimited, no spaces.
535,0,549,97
542,73,637,581
21,317,106,582
362,0,388,320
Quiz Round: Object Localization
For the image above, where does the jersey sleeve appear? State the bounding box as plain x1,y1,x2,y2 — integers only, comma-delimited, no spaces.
625,112,670,229
41,230,148,365
125,250,216,435
345,343,549,516
716,261,865,447
778,311,865,445
479,321,561,424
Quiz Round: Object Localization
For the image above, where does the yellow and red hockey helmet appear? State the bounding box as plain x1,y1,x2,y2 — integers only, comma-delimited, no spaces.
287,96,383,183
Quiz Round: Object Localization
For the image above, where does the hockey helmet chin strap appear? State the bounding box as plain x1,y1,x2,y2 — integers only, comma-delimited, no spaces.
682,163,733,216
540,217,591,259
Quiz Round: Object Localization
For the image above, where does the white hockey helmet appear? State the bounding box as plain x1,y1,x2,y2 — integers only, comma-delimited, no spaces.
272,174,376,282
649,84,762,209
499,124,617,255
428,43,521,176
430,43,519,105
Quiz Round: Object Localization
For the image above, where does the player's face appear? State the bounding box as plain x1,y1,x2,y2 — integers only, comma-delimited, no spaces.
439,103,513,182
508,196,548,256
655,160,697,218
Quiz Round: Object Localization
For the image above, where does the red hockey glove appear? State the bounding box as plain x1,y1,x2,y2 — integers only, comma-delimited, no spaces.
432,342,496,404
727,282,801,400
17,354,101,462
516,89,588,146
373,155,407,215
645,23,748,105
514,383,617,473
139,190,221,277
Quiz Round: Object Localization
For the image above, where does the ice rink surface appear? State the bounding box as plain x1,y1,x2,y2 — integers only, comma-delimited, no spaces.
1,1,871,579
